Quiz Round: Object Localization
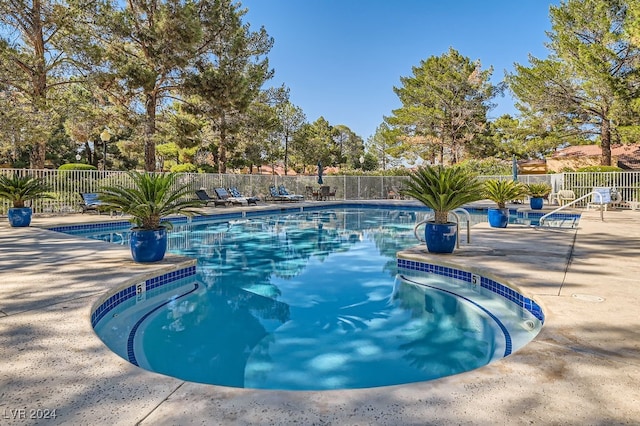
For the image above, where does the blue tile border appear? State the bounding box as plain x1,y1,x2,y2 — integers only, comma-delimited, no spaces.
399,274,513,357
48,203,581,235
49,220,132,233
126,282,200,366
90,265,197,328
397,258,545,324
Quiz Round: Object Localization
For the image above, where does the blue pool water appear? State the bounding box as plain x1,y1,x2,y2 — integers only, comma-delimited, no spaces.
83,207,546,390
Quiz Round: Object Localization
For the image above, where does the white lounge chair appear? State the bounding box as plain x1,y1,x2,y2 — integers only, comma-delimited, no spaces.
586,187,612,211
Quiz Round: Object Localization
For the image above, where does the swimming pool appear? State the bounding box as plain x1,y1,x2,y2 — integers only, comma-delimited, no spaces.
75,207,548,390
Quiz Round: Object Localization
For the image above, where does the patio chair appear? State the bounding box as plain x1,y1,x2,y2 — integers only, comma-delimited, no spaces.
195,189,229,207
79,192,115,215
319,185,330,201
305,186,316,200
387,186,401,199
328,187,336,200
555,190,576,206
228,187,259,205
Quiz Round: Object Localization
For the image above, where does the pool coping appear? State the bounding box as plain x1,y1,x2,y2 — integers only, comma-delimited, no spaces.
1,201,640,424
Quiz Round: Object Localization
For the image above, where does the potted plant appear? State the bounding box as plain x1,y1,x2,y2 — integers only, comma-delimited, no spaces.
98,171,204,262
0,174,52,227
525,182,552,210
401,165,483,253
483,179,526,228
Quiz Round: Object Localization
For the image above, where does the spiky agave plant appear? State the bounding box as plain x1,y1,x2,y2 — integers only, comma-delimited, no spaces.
98,171,203,230
0,174,52,208
525,182,552,198
483,179,526,209
401,165,483,223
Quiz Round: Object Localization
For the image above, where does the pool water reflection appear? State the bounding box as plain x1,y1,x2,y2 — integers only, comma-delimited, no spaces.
88,208,542,390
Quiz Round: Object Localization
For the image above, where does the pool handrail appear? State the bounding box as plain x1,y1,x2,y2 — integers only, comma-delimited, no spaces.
413,208,470,248
452,208,471,245
539,191,604,226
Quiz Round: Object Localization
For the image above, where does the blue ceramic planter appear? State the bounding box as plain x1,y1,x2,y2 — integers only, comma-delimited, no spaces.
425,222,457,254
488,208,509,228
130,228,168,262
529,197,544,210
8,207,32,227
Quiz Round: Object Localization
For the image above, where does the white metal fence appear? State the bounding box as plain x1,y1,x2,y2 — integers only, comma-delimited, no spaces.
2,168,639,214
0,169,410,214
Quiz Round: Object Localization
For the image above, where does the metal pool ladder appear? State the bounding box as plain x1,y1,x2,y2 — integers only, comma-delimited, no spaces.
539,191,604,226
413,208,471,248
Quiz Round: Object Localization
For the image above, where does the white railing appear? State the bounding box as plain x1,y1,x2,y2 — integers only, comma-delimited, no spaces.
2,169,640,215
539,191,605,225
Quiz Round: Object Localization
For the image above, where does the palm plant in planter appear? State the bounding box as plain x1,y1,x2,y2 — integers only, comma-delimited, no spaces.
98,171,204,262
483,179,526,228
525,182,552,210
0,174,52,227
401,165,483,253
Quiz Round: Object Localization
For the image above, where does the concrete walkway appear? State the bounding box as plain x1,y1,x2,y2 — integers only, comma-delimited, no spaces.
1,204,639,425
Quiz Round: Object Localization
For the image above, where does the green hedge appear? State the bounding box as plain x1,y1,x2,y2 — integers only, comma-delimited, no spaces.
576,165,623,172
58,163,98,171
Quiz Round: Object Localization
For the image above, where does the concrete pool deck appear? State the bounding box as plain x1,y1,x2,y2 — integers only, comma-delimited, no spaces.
1,202,639,425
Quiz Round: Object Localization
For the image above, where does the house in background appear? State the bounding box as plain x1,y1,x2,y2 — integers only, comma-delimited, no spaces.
546,144,640,172
518,159,547,174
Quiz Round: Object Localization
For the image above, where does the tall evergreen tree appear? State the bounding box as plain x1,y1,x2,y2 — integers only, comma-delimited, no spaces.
0,0,87,168
385,48,497,165
182,0,273,174
368,123,400,170
332,125,364,170
87,0,206,171
290,117,334,173
508,0,640,165
274,102,306,175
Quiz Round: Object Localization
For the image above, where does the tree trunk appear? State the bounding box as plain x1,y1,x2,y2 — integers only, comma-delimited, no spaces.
84,142,94,166
30,0,48,169
284,132,289,176
30,141,46,169
600,117,612,166
218,116,227,174
144,93,157,172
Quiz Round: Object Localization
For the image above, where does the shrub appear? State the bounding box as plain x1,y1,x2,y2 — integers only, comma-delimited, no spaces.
483,179,527,209
526,182,552,198
171,163,198,173
576,165,622,172
401,165,483,224
458,158,512,176
58,163,98,171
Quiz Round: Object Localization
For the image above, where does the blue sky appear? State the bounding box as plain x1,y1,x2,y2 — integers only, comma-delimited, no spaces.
241,0,560,141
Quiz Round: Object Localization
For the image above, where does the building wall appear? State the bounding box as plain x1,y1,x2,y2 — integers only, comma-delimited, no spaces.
546,156,618,173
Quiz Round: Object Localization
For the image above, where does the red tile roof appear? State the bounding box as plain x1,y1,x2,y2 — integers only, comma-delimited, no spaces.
551,144,640,157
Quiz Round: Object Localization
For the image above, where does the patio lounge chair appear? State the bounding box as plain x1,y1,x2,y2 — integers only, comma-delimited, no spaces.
195,189,229,207
80,192,112,215
278,184,304,201
268,185,301,202
214,187,246,206
228,187,259,205
586,187,612,211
